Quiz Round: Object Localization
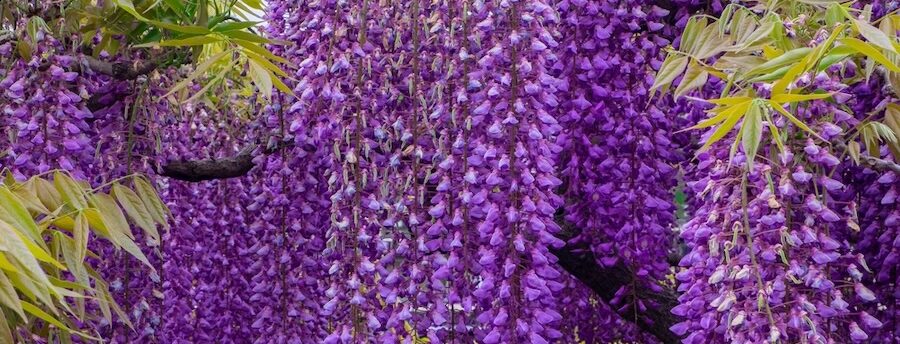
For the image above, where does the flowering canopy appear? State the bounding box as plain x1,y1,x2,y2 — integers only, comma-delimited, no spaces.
0,0,897,343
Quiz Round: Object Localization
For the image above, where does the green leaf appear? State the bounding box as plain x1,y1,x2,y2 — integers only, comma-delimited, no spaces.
769,101,824,141
111,184,159,244
53,172,88,210
854,19,897,54
133,178,170,230
0,272,25,320
21,300,72,331
840,38,900,72
156,34,222,47
73,212,89,263
650,55,688,96
0,308,13,344
243,50,290,78
0,187,41,240
770,92,833,103
699,101,749,152
674,61,710,99
0,220,54,304
681,17,707,54
163,49,232,98
233,39,290,65
212,21,261,32
147,20,211,35
744,47,812,77
248,59,273,99
848,140,861,164
741,100,764,170
222,30,272,44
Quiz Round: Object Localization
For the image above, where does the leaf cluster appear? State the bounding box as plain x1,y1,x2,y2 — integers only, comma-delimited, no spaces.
0,170,168,343
652,0,900,169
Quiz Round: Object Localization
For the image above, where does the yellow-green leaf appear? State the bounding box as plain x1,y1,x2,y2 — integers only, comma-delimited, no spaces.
841,38,900,73
0,272,25,320
770,92,833,103
690,99,753,130
243,50,290,78
53,172,87,210
21,300,72,331
848,140,861,164
741,100,765,169
0,187,41,240
222,30,272,44
212,21,261,32
0,308,13,344
73,212,89,263
674,61,709,99
248,59,273,99
133,178,170,230
699,102,749,152
769,101,824,140
650,55,688,95
233,39,290,65
744,47,812,77
163,49,232,98
111,184,158,243
147,20,210,35
0,220,54,299
157,35,222,47
854,19,897,54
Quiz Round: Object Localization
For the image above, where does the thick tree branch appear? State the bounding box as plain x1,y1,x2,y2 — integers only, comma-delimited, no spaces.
80,55,162,80
553,226,682,344
158,145,259,182
157,139,297,182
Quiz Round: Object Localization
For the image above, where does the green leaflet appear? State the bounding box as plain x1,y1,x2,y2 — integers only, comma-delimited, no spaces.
741,100,765,170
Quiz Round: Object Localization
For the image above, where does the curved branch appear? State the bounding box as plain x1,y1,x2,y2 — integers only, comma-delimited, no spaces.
553,226,682,344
